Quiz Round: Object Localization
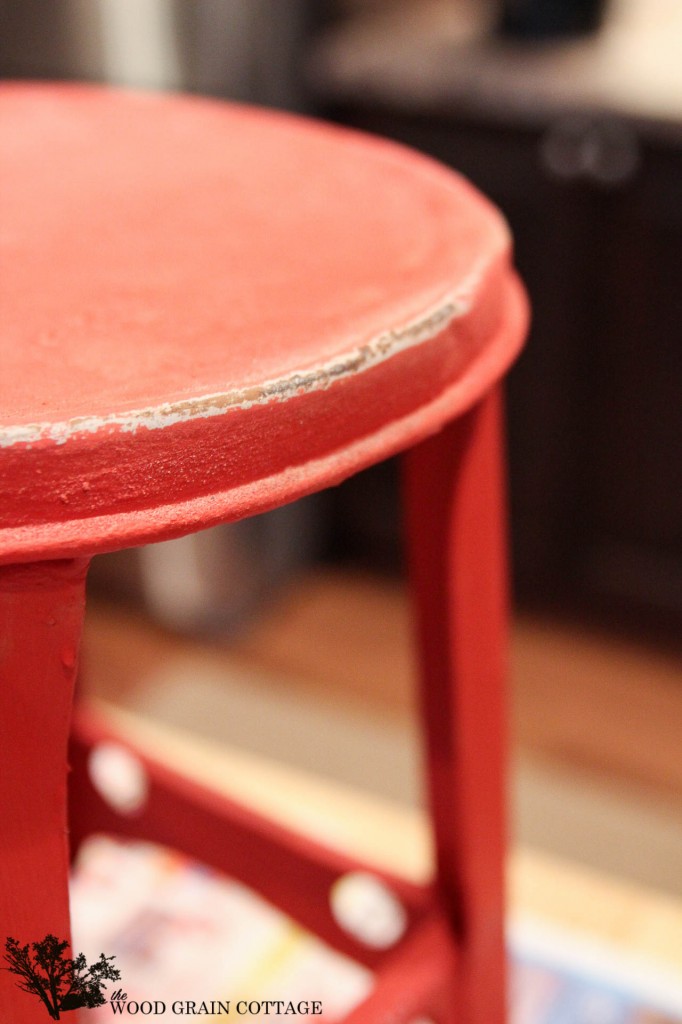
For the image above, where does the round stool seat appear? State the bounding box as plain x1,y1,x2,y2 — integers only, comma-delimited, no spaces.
0,83,526,564
0,82,528,1024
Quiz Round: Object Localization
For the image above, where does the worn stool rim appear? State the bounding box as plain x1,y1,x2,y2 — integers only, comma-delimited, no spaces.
0,83,528,563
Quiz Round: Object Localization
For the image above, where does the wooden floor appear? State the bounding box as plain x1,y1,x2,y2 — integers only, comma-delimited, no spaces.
86,699,682,978
84,568,682,798
82,567,682,894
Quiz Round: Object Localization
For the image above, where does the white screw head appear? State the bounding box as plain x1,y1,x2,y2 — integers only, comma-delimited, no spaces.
330,871,408,949
88,742,149,814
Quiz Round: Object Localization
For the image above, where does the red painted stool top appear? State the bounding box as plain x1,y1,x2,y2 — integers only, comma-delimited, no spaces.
0,83,527,564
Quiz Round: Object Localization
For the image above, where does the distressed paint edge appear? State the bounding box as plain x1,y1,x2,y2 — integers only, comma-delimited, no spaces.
0,271,529,566
0,287,476,448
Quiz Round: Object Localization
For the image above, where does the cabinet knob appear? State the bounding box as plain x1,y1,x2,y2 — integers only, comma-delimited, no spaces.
541,115,640,187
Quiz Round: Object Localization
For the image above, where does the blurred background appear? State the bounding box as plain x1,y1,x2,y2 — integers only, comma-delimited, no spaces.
2,0,681,911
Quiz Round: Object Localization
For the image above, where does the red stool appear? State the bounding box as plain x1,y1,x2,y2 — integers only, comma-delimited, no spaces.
0,83,527,1023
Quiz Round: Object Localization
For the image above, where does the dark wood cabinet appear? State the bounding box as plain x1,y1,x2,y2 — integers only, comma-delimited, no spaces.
313,29,682,626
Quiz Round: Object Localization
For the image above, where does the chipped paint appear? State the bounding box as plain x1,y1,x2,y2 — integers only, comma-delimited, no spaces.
1,287,475,448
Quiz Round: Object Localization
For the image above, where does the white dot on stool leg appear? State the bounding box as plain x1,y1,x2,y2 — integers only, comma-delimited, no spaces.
330,871,408,949
88,743,149,814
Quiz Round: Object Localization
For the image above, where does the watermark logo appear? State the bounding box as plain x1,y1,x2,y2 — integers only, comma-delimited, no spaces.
109,995,231,1016
4,935,324,1017
107,997,322,1015
3,934,120,1019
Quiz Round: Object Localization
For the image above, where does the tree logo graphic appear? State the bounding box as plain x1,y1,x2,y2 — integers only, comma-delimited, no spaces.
3,934,120,1019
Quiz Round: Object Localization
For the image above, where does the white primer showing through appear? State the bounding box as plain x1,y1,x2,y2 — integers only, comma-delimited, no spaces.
1,288,474,448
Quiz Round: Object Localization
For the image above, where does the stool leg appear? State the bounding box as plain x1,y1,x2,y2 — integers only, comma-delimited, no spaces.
403,387,508,1024
0,559,89,1024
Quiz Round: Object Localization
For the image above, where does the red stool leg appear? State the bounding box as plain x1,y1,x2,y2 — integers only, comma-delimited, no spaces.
403,387,509,1024
0,559,89,1024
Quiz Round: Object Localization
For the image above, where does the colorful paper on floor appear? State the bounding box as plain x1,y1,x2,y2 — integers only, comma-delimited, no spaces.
70,838,682,1022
